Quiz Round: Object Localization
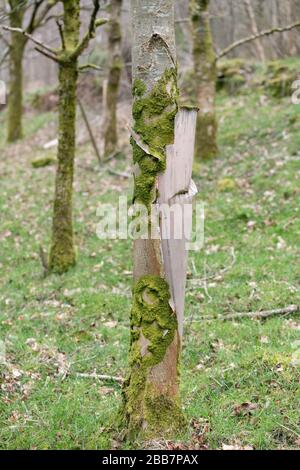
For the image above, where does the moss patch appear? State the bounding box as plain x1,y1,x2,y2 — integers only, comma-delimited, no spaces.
131,68,178,207
31,156,57,168
122,275,184,438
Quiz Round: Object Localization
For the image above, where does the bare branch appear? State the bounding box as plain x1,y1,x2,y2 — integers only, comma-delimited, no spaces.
217,21,300,60
26,0,43,34
0,31,10,47
2,24,57,55
78,63,102,72
34,46,59,63
27,0,60,32
76,372,124,384
56,18,65,49
0,47,9,67
70,0,108,60
77,98,102,166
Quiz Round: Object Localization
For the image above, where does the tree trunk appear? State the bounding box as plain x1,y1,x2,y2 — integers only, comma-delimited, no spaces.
7,2,25,143
122,0,197,438
243,0,266,62
48,0,80,274
190,0,218,160
104,0,123,157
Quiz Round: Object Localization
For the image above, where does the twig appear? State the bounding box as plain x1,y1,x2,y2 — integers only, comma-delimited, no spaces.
77,98,102,166
104,150,122,163
78,63,102,72
217,21,300,60
203,259,212,303
56,19,65,50
39,245,49,276
2,25,56,55
189,247,236,284
70,0,107,60
34,46,59,63
190,305,299,322
108,169,131,178
0,47,9,67
76,372,124,384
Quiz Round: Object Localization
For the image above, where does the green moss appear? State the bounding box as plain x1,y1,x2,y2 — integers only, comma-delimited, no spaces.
217,59,256,94
130,276,177,365
121,275,184,438
131,68,178,206
31,156,57,168
132,79,147,97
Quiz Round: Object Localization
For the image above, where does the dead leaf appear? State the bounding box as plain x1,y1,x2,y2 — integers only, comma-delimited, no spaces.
233,402,258,416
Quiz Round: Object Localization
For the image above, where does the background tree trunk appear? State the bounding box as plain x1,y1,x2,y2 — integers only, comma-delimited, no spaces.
49,0,80,274
104,0,123,157
7,1,25,143
243,0,266,62
190,0,218,160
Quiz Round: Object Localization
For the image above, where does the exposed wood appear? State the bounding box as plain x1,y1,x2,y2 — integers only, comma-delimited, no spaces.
158,108,198,337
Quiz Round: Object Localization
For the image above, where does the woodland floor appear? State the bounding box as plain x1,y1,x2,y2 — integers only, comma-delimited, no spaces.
0,83,300,450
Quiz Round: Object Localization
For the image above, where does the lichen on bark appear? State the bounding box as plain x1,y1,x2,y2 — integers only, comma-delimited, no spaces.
190,0,218,159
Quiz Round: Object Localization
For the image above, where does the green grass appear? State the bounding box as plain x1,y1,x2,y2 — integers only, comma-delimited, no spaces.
0,84,300,449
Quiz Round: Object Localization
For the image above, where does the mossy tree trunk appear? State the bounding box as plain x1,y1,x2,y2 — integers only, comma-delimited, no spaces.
190,0,218,160
104,0,123,157
122,0,191,439
49,0,80,274
7,1,25,143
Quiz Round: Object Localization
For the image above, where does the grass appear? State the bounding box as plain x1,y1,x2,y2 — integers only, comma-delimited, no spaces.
0,79,300,449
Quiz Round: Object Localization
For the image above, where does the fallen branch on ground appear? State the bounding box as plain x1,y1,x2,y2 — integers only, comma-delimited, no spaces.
76,372,124,384
190,305,299,322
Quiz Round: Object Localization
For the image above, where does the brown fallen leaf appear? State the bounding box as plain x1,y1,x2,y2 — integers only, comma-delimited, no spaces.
233,402,259,416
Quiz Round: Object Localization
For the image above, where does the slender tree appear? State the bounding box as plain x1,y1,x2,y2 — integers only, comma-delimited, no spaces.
243,0,265,62
122,0,197,438
6,0,58,143
4,1,107,273
49,0,106,274
7,0,25,142
103,0,122,157
190,0,218,160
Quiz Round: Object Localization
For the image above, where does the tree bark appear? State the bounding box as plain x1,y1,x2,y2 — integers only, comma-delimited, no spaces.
49,0,80,274
7,1,25,142
190,0,218,160
122,0,197,439
104,0,123,157
243,0,266,62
